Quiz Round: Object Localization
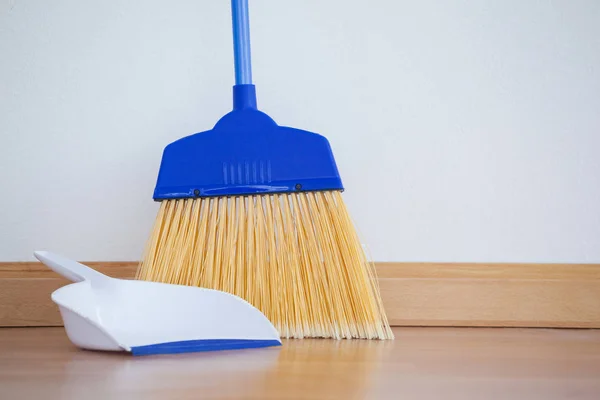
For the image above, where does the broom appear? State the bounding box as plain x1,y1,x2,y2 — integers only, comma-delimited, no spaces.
136,0,393,340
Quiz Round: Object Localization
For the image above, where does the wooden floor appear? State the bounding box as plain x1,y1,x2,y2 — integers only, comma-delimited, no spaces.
0,327,599,399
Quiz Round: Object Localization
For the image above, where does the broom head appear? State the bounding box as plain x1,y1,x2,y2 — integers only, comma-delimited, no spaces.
143,85,393,340
154,85,343,200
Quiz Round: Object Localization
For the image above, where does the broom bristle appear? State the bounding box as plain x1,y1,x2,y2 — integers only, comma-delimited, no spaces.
136,191,394,340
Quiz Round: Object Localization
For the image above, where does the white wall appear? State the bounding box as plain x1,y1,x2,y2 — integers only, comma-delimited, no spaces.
1,0,599,262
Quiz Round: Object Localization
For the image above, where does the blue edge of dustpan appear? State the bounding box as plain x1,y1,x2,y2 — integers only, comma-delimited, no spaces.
131,339,283,356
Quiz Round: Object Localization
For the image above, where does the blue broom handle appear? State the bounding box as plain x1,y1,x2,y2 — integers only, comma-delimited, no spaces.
232,0,252,85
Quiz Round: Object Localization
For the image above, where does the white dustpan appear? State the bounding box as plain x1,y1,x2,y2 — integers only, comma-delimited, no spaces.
34,251,281,356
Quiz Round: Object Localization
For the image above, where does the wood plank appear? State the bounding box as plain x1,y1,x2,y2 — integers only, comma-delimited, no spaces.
1,327,599,399
0,263,137,327
1,261,599,328
0,262,137,279
377,262,600,328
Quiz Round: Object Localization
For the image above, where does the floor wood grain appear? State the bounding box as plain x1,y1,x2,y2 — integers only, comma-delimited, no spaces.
0,327,599,399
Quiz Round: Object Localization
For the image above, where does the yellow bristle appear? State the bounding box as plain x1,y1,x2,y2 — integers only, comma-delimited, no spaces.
136,191,394,340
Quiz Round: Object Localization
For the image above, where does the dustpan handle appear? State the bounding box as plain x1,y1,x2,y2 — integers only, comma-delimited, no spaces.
232,0,252,85
33,251,110,284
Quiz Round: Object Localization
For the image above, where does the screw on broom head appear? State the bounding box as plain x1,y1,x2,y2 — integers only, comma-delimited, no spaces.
137,0,393,340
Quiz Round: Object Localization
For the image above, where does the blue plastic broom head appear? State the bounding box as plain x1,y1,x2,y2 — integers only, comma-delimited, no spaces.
153,85,343,199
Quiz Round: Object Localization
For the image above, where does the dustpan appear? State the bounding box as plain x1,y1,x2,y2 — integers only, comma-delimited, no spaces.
34,251,281,355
